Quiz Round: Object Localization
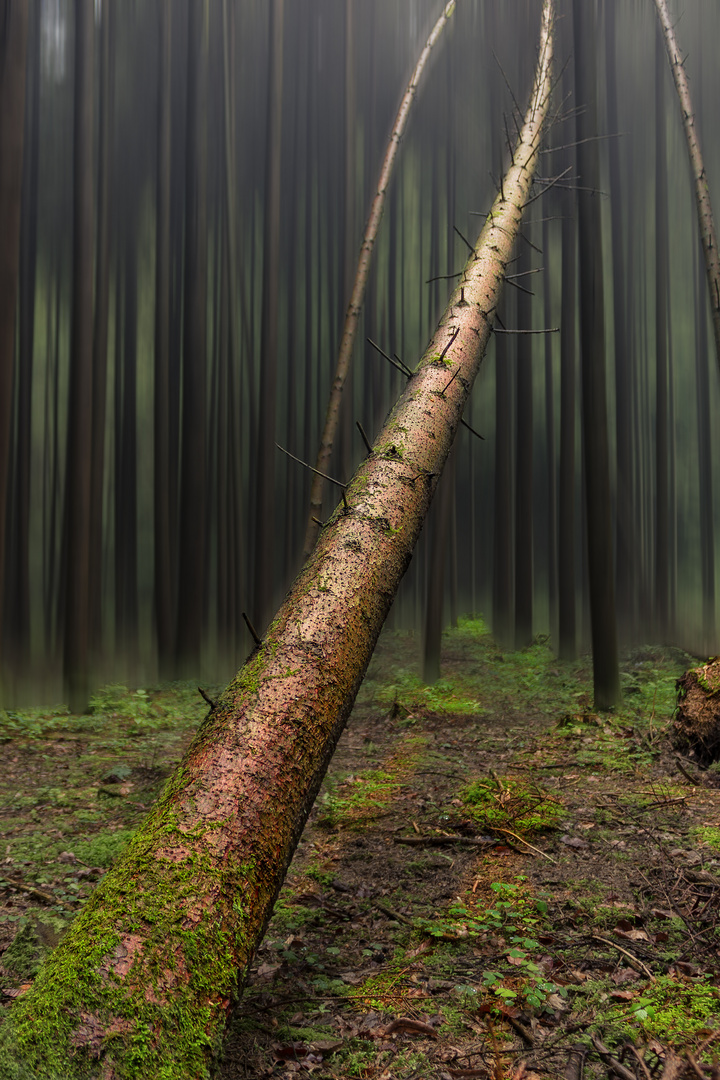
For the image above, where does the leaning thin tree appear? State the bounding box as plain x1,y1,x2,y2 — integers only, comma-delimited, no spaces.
652,0,720,377
0,3,555,1076
303,0,457,559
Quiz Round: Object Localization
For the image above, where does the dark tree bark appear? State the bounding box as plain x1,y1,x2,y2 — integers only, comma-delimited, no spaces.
557,192,577,661
62,0,95,713
654,25,670,638
154,0,173,678
88,0,113,655
253,0,284,633
423,448,454,684
515,240,534,649
5,0,38,678
0,0,29,687
176,0,209,673
604,0,634,633
492,297,514,650
573,0,620,708
0,9,556,1072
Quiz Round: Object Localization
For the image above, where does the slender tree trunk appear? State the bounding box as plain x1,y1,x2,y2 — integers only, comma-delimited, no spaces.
0,0,29,689
154,0,173,678
515,240,534,648
176,0,209,672
0,7,556,1072
253,0,284,633
573,0,620,708
557,192,577,660
422,447,454,684
654,26,670,638
694,231,716,651
88,0,113,658
302,0,457,558
62,0,95,713
6,0,38,678
492,297,514,650
652,0,720,378
604,0,634,633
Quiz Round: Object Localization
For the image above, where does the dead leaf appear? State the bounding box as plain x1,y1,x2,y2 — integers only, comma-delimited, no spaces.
256,963,280,978
560,835,589,850
273,1044,309,1061
612,969,640,985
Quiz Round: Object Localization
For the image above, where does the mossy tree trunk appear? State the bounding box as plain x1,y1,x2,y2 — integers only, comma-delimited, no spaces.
0,3,556,1076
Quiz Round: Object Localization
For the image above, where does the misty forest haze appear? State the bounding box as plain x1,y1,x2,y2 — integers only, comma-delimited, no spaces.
1,0,719,710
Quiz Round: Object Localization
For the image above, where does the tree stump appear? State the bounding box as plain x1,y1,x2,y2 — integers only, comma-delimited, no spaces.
673,660,720,763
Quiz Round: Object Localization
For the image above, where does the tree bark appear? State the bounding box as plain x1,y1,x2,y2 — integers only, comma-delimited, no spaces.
652,0,720,379
154,0,173,679
0,4,555,1075
573,0,620,708
253,0,284,633
0,0,29,690
176,0,209,672
62,0,95,713
302,0,457,558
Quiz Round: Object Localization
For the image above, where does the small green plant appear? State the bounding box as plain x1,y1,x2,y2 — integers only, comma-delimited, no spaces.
692,826,720,852
376,670,484,719
588,975,720,1051
462,776,563,837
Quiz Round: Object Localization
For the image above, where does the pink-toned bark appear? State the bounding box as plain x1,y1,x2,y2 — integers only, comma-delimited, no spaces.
653,0,720,376
0,3,555,1076
303,0,457,558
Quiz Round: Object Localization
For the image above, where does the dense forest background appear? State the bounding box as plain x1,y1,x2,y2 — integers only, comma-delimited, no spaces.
1,0,719,706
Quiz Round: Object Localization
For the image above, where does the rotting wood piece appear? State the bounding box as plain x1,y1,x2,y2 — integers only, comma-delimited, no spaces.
673,659,720,764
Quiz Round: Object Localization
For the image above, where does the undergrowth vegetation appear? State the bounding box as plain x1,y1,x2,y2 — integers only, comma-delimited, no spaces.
0,619,715,1079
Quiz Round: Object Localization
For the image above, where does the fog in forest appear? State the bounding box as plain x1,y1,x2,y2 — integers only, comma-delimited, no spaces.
1,0,719,707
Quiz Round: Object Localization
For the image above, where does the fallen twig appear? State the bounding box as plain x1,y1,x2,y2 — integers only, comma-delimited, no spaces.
591,934,655,981
590,1036,637,1080
490,826,558,863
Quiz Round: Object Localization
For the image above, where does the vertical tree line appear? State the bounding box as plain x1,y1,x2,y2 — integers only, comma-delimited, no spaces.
0,0,719,709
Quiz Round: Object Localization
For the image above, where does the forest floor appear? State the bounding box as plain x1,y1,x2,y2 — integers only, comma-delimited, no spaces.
1,621,720,1080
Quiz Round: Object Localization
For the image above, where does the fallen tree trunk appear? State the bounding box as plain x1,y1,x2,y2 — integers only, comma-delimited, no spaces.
652,0,720,378
0,3,555,1076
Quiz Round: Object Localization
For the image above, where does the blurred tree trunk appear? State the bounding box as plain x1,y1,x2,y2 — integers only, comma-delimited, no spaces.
176,0,209,673
423,448,454,684
573,0,620,708
543,214,557,645
154,0,173,678
515,240,534,649
0,0,29,691
88,0,113,660
492,296,514,650
0,7,556,1072
5,0,37,681
654,26,670,638
604,0,634,634
62,0,95,713
557,191,577,660
253,0,284,633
